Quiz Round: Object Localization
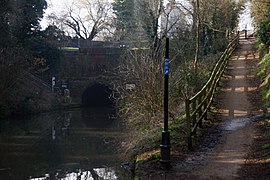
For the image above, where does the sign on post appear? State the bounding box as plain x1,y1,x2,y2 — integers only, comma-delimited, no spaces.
52,76,56,92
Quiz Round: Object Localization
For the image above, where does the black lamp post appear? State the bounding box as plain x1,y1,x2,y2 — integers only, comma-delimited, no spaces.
160,37,171,165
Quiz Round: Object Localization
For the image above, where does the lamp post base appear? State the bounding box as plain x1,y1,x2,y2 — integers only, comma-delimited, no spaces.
160,131,171,165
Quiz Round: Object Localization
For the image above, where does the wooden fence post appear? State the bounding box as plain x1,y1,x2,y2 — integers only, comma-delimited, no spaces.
198,94,203,128
186,99,192,150
192,99,197,134
204,94,208,121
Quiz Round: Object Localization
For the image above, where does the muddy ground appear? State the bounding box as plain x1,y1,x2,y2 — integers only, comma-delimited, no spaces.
137,36,270,179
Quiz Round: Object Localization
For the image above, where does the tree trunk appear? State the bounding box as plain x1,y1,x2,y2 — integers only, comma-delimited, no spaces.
194,0,200,71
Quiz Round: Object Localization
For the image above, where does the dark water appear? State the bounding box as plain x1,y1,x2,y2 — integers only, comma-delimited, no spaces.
0,107,131,180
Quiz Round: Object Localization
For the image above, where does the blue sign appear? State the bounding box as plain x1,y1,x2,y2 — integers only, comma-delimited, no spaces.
164,58,169,75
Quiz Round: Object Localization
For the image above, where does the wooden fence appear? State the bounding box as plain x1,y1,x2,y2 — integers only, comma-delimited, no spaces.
185,34,239,150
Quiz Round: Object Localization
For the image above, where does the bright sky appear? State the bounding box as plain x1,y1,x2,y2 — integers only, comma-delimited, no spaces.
40,0,253,30
239,2,254,30
40,0,171,29
40,0,68,28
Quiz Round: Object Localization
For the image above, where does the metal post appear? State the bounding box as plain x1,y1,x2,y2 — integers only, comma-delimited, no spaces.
160,38,171,165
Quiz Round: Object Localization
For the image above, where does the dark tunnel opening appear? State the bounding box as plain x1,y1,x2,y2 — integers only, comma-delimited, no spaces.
81,84,114,107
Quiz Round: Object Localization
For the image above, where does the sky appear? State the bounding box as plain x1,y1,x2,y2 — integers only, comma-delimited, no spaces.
239,2,254,30
40,0,172,29
40,0,78,28
40,0,254,31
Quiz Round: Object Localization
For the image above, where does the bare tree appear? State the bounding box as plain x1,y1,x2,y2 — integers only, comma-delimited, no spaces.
194,0,200,71
47,0,112,41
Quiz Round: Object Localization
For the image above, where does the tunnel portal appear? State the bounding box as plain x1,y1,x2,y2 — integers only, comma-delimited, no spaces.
82,84,114,107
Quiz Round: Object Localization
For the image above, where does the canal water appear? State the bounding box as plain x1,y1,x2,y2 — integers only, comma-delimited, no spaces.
0,107,131,179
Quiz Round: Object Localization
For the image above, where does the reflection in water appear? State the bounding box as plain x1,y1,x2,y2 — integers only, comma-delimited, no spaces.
30,168,117,180
30,168,118,180
0,107,130,179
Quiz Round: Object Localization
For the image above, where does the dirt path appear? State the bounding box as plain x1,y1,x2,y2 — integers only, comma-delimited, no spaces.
177,35,264,179
139,35,266,180
182,35,264,179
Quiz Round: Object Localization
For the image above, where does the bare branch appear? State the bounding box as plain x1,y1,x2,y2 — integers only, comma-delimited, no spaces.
47,0,112,40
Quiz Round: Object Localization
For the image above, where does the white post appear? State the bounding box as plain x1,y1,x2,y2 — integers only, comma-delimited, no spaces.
52,76,56,92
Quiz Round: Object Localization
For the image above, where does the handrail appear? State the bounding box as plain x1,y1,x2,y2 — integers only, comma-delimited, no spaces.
185,34,239,150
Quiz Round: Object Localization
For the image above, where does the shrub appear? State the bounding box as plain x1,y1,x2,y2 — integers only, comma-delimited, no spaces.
257,52,270,106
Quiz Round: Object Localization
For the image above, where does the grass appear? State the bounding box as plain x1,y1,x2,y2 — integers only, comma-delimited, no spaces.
136,150,160,163
262,144,270,149
132,115,187,177
60,47,80,52
169,115,187,148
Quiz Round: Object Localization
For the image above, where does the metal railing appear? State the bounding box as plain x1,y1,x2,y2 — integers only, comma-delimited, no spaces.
185,34,239,150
